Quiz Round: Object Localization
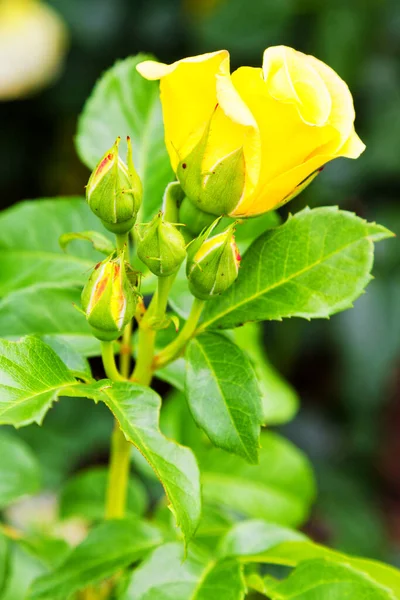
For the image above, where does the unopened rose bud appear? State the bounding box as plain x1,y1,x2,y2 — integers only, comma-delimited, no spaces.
176,122,246,217
186,222,241,300
179,196,216,237
86,137,142,234
136,212,186,277
81,253,136,341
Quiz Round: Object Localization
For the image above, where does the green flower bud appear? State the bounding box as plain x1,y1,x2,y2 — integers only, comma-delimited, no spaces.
136,212,187,277
175,120,245,217
81,253,137,341
186,222,241,300
86,137,142,234
179,196,216,237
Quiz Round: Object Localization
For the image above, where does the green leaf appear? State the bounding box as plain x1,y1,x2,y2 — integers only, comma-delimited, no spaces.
219,525,400,600
59,467,147,521
233,211,281,254
264,559,391,599
192,558,245,600
201,207,394,330
0,432,41,508
0,287,99,357
2,544,46,600
120,542,207,599
120,542,245,600
185,332,262,463
17,536,70,570
218,520,308,561
198,431,315,528
0,336,80,427
27,519,162,600
234,323,299,425
59,230,115,256
0,534,10,595
0,198,111,297
76,55,173,221
40,336,92,382
66,381,202,545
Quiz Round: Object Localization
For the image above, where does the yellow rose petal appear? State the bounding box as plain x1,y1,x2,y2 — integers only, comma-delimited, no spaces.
231,65,333,213
338,129,366,159
307,55,356,153
263,46,332,127
137,51,230,172
233,154,329,217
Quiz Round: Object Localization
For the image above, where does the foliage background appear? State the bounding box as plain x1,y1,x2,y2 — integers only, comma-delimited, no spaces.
1,0,399,567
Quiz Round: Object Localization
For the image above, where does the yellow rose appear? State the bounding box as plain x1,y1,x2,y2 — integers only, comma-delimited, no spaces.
137,46,365,217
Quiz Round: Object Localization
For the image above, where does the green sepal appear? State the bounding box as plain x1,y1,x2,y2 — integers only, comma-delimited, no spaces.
186,222,241,300
162,181,185,223
176,120,245,216
59,230,115,256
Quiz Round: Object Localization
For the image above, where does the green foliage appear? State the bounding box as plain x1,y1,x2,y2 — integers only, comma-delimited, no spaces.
0,432,41,508
0,336,78,427
120,542,246,600
234,323,299,425
198,432,315,528
66,381,202,545
76,55,173,221
27,519,162,600
59,467,148,521
0,534,10,595
186,332,263,463
0,197,105,293
219,521,400,598
201,207,393,330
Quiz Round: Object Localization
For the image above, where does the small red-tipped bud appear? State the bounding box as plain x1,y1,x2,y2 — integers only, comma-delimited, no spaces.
81,253,137,341
86,137,142,234
186,221,241,300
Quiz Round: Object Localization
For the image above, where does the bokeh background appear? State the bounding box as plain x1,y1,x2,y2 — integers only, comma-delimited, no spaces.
1,0,399,566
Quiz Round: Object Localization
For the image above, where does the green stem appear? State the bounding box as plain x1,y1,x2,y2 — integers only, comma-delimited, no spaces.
103,230,133,522
116,232,129,254
105,422,131,519
153,274,176,321
101,341,125,382
101,340,131,519
119,320,132,379
154,297,205,369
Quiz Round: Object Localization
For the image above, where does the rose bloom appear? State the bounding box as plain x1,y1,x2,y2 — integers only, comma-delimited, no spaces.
137,47,365,217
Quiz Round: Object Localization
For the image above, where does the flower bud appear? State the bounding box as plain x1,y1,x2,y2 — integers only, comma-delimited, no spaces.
186,223,241,300
81,253,137,341
136,212,187,277
176,121,246,217
179,196,216,237
86,137,142,234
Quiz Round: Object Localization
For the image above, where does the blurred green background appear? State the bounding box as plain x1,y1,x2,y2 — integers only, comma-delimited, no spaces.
1,0,399,566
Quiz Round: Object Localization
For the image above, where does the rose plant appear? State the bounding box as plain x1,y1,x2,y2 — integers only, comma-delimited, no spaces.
0,47,398,599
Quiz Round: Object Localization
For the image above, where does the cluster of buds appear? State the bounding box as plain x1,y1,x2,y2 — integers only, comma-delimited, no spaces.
81,134,242,341
186,221,241,300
